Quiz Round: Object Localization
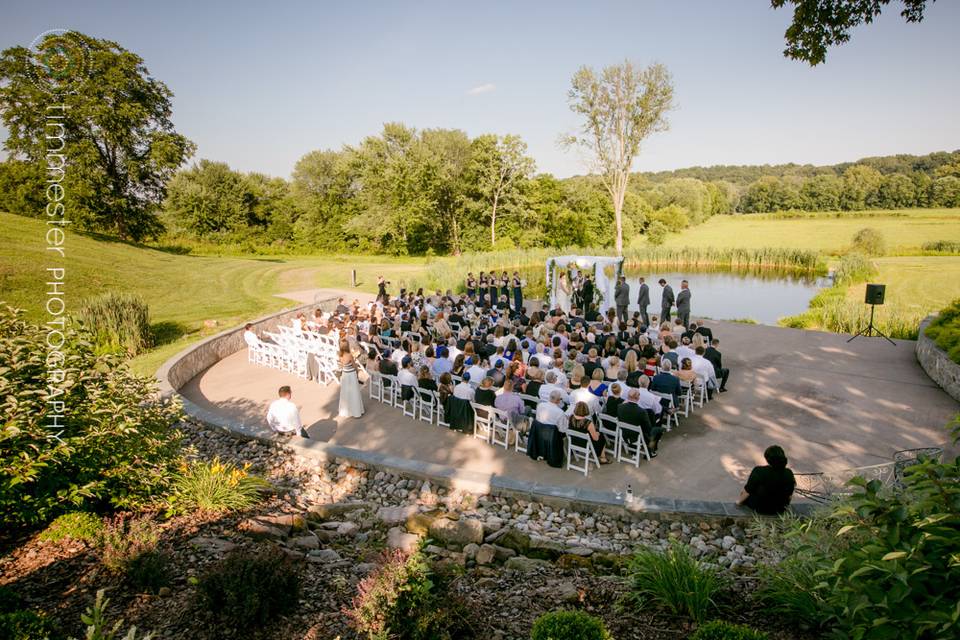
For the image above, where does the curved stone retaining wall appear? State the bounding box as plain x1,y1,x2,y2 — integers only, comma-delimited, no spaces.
157,298,813,521
917,315,960,403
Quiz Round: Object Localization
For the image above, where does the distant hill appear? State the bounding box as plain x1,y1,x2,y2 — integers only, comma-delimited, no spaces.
637,150,960,185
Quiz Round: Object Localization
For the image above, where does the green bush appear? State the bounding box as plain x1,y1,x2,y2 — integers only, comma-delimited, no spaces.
38,512,104,543
0,610,63,640
925,298,960,363
0,305,183,527
166,458,268,515
690,621,768,640
75,292,152,356
73,589,153,640
758,417,960,639
99,515,161,574
198,544,301,632
645,220,669,246
850,227,886,256
832,253,875,285
529,610,611,640
345,548,473,640
627,542,724,623
125,549,173,594
921,240,960,254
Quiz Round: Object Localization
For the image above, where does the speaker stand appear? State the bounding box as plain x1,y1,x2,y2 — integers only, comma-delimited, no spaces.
847,304,895,346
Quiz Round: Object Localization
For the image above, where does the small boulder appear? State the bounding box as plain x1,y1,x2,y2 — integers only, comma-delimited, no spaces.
428,517,483,547
377,505,418,526
290,534,320,551
504,556,551,572
475,544,497,565
387,527,421,553
307,548,341,563
239,519,286,541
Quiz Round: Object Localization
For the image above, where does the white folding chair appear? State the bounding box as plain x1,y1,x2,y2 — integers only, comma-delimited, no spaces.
598,414,619,458
489,407,514,450
400,386,417,418
651,391,679,431
617,420,651,467
566,429,599,476
433,391,450,428
368,371,383,402
381,375,400,407
417,388,437,424
678,381,693,418
471,402,494,443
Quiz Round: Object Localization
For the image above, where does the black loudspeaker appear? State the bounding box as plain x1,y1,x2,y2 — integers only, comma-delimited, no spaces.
865,284,886,305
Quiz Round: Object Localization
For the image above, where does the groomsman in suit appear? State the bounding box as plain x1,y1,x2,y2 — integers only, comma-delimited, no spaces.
636,277,650,327
676,280,692,328
581,275,594,310
614,276,630,327
659,278,675,323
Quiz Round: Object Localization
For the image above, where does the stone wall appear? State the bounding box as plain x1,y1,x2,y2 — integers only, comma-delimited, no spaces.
916,315,960,403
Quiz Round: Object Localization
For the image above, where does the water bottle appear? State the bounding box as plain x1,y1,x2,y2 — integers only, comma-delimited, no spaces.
625,484,634,505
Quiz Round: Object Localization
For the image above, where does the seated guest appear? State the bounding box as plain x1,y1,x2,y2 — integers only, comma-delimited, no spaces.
266,385,309,439
691,346,719,398
487,359,506,387
737,445,796,515
451,353,466,377
437,372,455,404
636,375,669,425
453,372,475,401
616,387,664,456
243,323,261,347
604,383,624,417
695,320,714,342
538,370,571,405
475,377,497,406
569,377,602,415
466,357,487,386
535,390,569,432
417,366,438,391
495,378,527,422
587,368,608,397
379,352,399,377
675,357,699,389
604,355,623,381
650,359,682,407
568,401,610,464
398,356,418,400
675,336,694,363
704,338,729,393
431,346,453,378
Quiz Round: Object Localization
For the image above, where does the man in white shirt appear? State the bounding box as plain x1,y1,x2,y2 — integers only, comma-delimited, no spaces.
568,378,602,415
397,356,418,388
674,336,694,363
535,390,569,433
266,386,308,438
465,357,487,387
243,323,260,348
691,346,719,396
538,370,571,405
634,376,663,417
446,337,461,361
453,373,475,401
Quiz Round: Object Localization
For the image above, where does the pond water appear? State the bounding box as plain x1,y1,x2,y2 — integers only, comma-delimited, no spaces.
518,267,830,325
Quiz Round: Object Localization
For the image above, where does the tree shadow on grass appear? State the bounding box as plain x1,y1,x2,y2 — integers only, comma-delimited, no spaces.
151,321,193,348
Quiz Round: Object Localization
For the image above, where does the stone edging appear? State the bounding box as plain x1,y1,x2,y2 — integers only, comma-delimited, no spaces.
916,315,960,404
157,300,814,521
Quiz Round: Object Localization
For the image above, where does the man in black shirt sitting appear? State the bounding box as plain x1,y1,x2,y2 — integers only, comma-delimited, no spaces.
616,388,665,456
650,360,682,408
703,338,729,392
737,445,795,515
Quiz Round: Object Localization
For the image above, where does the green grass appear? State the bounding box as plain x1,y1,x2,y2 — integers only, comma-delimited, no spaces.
844,256,960,315
0,212,425,374
660,208,960,253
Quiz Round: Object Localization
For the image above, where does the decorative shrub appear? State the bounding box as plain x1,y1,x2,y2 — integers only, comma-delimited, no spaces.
529,610,611,640
645,220,669,246
0,610,63,640
0,305,184,528
345,548,472,640
125,549,173,594
74,589,153,640
166,457,268,515
850,227,885,256
690,621,768,640
38,512,104,543
99,515,161,574
925,298,960,363
627,542,724,623
758,417,960,639
197,544,301,631
75,292,152,356
832,253,875,285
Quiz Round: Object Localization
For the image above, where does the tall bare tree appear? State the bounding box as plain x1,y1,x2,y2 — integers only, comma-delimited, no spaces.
565,61,674,254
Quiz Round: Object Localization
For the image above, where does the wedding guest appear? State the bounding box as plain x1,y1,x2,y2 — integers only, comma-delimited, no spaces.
568,401,610,464
737,445,796,515
475,377,497,406
266,385,308,438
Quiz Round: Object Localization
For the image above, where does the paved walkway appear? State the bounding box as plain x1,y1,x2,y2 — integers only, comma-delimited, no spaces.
182,293,958,502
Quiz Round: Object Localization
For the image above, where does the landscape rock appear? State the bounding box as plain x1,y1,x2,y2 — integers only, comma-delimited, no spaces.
238,519,286,541
428,516,484,546
387,527,421,552
504,556,551,572
289,534,320,551
307,502,371,521
475,544,497,565
376,504,418,526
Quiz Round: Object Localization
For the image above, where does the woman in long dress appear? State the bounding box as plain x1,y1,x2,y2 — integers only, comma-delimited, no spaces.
556,272,573,314
338,341,365,418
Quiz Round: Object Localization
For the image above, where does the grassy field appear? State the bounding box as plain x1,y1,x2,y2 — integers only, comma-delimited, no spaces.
845,256,960,313
660,208,960,253
0,212,425,374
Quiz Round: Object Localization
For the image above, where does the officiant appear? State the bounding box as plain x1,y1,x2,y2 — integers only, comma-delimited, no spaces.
581,275,594,310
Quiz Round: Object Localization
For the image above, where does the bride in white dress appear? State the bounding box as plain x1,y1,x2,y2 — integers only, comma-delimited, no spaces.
555,271,573,314
338,342,365,418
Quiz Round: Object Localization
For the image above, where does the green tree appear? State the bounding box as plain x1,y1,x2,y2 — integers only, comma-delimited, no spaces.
840,164,883,210
290,149,362,251
0,32,195,240
418,128,473,255
931,176,960,207
469,134,534,248
742,176,801,212
772,0,934,66
564,60,675,254
800,173,843,210
164,160,253,236
0,159,46,217
876,173,917,208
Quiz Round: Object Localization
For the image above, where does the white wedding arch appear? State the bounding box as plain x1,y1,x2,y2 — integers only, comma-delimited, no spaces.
545,255,625,314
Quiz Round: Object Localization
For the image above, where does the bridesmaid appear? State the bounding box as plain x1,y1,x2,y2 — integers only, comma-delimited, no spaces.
500,270,510,308
478,271,487,306
466,272,477,300
512,271,523,311
487,270,498,308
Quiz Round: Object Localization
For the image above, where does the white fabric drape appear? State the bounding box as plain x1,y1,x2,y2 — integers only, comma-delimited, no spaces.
546,255,624,314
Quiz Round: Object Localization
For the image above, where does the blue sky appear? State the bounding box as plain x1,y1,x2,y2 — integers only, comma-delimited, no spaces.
2,0,958,178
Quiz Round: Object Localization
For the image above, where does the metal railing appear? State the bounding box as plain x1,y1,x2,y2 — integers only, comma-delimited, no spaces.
794,447,944,503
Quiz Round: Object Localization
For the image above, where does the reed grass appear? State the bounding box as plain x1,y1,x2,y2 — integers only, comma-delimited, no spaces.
75,292,152,356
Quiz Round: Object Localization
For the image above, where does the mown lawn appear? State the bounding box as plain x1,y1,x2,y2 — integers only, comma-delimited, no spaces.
844,256,960,314
0,212,426,374
659,208,960,253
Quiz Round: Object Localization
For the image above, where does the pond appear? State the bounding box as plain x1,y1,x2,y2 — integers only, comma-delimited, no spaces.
517,267,830,325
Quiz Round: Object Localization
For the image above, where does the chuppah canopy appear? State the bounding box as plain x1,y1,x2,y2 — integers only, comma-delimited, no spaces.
546,255,625,314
